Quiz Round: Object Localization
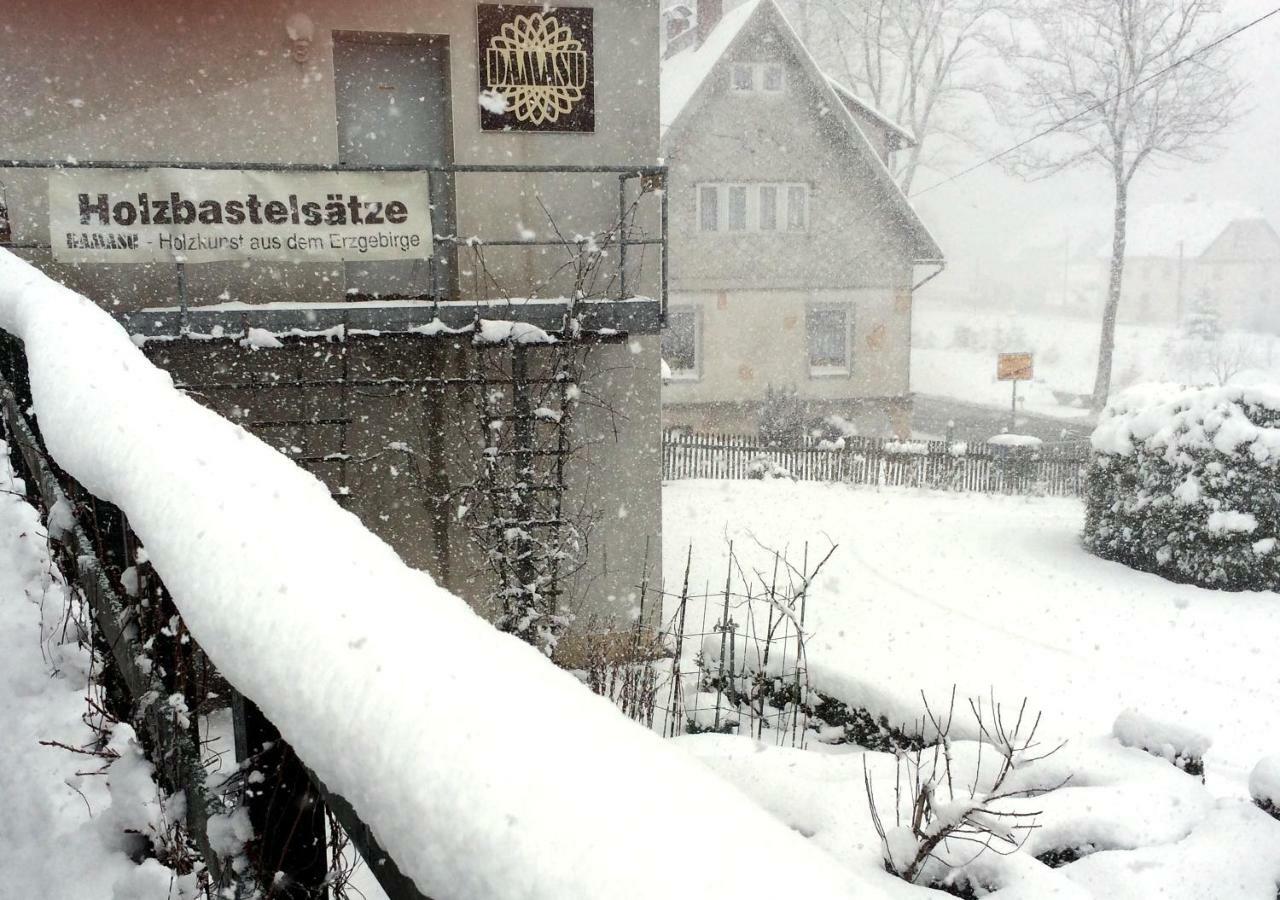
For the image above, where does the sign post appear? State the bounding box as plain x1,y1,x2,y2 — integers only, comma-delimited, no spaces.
996,352,1034,433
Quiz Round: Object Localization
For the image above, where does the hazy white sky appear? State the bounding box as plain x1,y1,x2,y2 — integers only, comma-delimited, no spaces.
909,0,1280,299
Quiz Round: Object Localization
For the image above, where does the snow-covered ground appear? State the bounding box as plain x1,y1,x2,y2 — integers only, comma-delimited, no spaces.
912,298,1280,419
0,441,182,898
662,479,1280,895
663,479,1280,794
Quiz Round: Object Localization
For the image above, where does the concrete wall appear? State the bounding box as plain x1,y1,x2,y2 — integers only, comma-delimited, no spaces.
142,333,662,639
0,1,663,641
0,0,661,307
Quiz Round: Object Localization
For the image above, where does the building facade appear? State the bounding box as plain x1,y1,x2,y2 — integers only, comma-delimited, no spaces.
658,0,943,439
0,0,665,652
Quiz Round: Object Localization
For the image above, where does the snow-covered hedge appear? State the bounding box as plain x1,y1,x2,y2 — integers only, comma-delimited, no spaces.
1251,755,1280,821
1085,384,1280,591
1113,708,1211,779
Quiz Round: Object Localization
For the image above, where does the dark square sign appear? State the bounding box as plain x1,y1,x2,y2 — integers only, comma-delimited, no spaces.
478,4,595,133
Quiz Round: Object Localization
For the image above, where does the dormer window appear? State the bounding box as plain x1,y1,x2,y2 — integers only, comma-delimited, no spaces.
761,63,784,92
729,62,785,94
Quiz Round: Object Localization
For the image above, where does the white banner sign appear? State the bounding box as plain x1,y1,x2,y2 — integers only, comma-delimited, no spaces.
49,167,433,264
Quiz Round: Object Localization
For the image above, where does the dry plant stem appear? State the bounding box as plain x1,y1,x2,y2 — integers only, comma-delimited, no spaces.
866,688,1070,886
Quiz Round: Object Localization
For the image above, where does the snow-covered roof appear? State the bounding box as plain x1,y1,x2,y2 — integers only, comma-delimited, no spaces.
824,75,916,148
660,0,943,263
1104,201,1266,259
660,0,762,136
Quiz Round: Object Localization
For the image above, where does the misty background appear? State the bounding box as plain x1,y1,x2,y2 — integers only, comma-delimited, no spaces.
852,0,1280,308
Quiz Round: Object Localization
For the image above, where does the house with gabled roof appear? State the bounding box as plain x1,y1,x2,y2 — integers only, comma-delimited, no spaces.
659,0,943,439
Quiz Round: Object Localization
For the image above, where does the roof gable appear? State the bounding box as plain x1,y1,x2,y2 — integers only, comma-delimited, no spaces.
825,76,916,150
659,0,943,263
1199,218,1280,262
660,0,762,137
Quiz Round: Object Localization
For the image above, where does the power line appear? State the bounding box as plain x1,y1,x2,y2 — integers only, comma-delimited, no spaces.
909,5,1280,199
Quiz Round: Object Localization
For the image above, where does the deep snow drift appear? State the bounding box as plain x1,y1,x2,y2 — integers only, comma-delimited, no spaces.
0,439,186,898
663,479,1280,793
663,478,1280,895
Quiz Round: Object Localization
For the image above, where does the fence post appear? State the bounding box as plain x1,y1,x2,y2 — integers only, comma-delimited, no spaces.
231,692,330,899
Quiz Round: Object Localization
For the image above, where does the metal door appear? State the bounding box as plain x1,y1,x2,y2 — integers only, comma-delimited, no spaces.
333,33,455,298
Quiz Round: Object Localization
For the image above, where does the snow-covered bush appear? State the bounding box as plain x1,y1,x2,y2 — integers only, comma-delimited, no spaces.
1085,384,1280,590
1113,709,1211,780
746,456,794,480
759,384,804,446
1250,755,1280,820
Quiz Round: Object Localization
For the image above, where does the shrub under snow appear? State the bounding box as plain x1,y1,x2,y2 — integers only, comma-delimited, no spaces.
1250,755,1280,820
1112,708,1211,779
1085,383,1280,590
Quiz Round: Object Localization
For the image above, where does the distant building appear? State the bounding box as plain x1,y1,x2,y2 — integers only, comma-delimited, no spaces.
1013,200,1280,332
658,0,943,439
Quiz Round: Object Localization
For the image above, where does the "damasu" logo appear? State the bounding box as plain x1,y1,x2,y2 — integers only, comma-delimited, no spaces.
478,5,595,133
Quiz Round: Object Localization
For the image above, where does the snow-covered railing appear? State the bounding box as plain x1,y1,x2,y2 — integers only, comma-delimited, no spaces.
0,249,878,898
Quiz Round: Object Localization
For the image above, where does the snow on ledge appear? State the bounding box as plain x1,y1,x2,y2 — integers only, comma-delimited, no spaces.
987,433,1044,449
0,250,883,899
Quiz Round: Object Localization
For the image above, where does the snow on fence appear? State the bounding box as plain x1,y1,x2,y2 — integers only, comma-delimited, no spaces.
662,429,1089,496
0,250,887,899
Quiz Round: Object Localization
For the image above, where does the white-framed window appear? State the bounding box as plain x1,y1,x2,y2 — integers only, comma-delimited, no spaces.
761,62,785,93
698,185,719,232
727,185,748,231
662,306,701,380
759,185,778,231
730,63,755,92
729,62,785,94
786,184,808,231
696,183,809,234
807,304,851,377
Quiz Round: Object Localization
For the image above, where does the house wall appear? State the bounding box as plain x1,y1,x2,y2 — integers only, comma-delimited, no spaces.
0,0,663,640
140,334,663,638
664,287,910,397
664,26,915,293
0,0,661,308
661,12,917,433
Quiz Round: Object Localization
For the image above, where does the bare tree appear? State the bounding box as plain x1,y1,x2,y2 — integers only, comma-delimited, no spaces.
803,0,1001,193
1000,0,1242,411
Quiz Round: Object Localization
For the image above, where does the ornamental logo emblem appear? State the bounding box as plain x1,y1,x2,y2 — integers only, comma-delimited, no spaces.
478,5,595,133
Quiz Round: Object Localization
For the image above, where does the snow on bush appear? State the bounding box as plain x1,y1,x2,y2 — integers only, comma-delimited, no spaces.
0,250,887,899
746,455,794,480
1250,755,1280,820
684,726,1280,899
1085,382,1280,590
1112,708,1211,779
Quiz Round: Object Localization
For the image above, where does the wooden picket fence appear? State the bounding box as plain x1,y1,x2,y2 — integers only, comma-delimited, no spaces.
661,429,1089,497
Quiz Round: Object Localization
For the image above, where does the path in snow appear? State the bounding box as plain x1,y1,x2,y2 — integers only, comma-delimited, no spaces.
663,480,1280,795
